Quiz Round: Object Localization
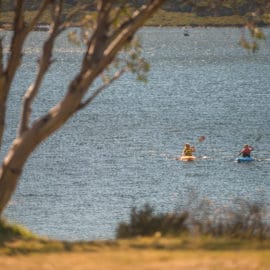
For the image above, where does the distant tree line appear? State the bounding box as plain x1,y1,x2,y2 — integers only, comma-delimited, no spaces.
1,0,270,17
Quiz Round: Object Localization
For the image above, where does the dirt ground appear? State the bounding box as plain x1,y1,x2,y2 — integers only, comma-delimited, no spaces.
0,249,270,270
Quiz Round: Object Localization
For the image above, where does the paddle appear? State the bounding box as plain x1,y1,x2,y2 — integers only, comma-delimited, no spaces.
236,144,254,160
255,134,262,142
197,135,209,159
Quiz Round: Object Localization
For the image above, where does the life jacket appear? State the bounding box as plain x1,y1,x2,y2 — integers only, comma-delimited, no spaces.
242,147,252,155
184,148,193,156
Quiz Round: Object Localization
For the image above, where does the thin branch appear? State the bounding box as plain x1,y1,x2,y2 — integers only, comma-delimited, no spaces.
23,0,164,133
59,3,88,30
72,0,164,99
0,38,4,149
18,1,63,135
0,38,3,75
5,0,51,93
99,0,165,73
82,1,113,67
4,0,27,94
77,67,128,111
108,2,129,26
0,1,28,148
26,0,52,33
13,0,25,32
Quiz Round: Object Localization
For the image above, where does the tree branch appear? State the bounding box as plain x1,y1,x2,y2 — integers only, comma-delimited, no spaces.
5,0,26,95
108,2,129,26
26,0,52,33
0,38,3,75
81,0,164,83
59,3,89,30
35,0,165,137
5,1,50,94
82,1,113,69
19,1,63,135
0,1,27,149
0,39,5,149
77,66,128,111
0,0,165,215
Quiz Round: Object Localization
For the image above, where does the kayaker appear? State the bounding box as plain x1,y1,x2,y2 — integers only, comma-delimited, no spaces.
239,144,254,158
182,143,196,156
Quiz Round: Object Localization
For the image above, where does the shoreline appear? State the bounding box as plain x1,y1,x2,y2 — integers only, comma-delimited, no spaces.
1,23,270,32
1,10,270,31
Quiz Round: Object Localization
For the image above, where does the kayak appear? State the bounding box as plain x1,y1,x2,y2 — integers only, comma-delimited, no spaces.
235,157,255,163
180,156,196,162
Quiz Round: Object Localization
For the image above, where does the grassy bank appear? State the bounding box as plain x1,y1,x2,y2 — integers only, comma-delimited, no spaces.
0,220,270,270
1,250,270,270
1,9,270,29
2,232,270,255
1,235,270,270
1,249,269,270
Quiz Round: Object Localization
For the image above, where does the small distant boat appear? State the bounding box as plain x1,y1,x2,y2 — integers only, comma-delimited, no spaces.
235,157,255,163
183,30,189,36
180,155,196,162
35,24,50,31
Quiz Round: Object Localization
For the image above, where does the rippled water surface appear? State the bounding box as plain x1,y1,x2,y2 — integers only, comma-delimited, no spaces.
2,27,270,240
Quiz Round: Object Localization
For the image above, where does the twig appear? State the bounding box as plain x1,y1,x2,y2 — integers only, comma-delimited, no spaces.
18,1,63,135
77,67,128,111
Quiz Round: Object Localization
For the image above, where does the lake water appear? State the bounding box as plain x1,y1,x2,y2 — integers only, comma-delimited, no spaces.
1,27,270,240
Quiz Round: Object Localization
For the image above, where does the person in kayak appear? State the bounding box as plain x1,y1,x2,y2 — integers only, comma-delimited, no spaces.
182,143,196,156
239,144,254,157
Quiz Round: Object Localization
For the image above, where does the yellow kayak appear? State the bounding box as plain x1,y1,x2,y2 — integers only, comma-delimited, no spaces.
180,156,196,162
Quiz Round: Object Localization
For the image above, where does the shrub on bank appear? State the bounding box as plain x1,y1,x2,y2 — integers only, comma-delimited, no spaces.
116,199,270,240
0,219,35,243
117,204,189,238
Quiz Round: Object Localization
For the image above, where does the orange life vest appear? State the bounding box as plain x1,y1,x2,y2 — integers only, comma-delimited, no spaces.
184,148,193,156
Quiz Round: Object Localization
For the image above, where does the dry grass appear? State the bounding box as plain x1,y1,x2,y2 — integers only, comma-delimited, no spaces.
0,236,269,270
0,248,269,270
0,219,270,270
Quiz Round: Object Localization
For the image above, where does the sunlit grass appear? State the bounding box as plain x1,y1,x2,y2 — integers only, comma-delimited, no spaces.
0,218,36,242
0,215,270,269
0,249,269,270
1,225,270,255
0,236,270,270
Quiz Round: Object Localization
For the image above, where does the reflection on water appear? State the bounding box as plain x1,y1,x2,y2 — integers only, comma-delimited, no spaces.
2,27,270,240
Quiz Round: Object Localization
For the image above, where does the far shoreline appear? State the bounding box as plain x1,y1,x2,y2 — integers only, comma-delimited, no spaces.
1,10,270,31
1,23,270,32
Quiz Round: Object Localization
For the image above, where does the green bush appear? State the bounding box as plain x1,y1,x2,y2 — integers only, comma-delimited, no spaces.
117,204,189,238
0,218,35,243
116,200,270,239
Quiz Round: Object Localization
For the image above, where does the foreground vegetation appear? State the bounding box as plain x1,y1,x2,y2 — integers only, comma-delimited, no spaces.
0,245,269,270
0,200,270,269
0,220,269,270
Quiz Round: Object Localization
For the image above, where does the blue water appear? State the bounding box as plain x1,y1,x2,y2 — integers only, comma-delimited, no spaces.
1,27,270,240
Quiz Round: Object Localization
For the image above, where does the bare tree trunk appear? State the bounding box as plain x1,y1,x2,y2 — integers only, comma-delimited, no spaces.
0,0,165,216
0,0,52,149
0,92,80,214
